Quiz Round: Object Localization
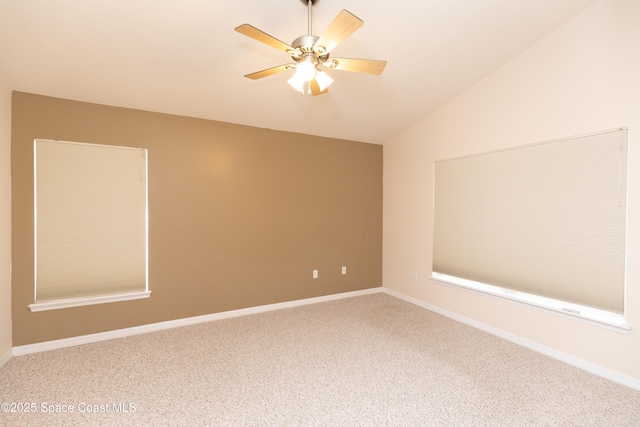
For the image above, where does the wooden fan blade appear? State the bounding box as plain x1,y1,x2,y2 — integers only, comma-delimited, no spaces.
327,58,387,75
235,24,295,54
244,64,294,80
309,78,329,96
313,10,363,55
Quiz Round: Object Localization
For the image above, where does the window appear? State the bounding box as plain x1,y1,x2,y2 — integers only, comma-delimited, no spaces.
431,129,628,331
30,139,149,311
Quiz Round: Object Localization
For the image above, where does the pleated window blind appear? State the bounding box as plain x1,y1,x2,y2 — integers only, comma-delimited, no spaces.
432,129,628,317
34,140,148,302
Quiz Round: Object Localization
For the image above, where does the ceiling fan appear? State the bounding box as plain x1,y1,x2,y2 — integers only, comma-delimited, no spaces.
235,0,387,96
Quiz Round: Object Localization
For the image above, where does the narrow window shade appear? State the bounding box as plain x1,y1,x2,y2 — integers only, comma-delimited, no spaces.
35,140,147,302
433,129,628,314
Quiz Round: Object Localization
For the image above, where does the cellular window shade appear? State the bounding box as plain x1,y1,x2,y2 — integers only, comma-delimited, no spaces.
433,129,627,314
35,140,147,301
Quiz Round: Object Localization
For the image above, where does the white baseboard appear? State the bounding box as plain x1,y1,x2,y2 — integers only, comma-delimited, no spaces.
382,287,640,392
0,348,12,369
13,287,383,356
17,285,637,392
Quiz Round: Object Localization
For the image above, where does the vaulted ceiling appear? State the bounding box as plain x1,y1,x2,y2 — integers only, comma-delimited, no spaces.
0,0,599,144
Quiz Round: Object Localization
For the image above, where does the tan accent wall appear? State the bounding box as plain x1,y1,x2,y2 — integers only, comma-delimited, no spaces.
11,92,382,346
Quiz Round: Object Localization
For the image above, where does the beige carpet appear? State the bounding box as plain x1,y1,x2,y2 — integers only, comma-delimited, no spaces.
1,293,639,426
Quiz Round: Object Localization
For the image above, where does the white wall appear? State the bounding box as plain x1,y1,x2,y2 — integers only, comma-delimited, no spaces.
0,70,12,365
384,0,640,384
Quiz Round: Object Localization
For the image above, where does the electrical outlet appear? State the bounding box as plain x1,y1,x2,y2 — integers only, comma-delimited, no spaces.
412,272,418,281
313,270,318,279
341,266,347,275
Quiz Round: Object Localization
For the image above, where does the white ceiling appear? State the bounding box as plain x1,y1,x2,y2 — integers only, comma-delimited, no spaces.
0,0,599,144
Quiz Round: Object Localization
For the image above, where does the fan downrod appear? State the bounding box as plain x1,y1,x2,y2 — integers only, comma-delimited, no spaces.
300,0,318,5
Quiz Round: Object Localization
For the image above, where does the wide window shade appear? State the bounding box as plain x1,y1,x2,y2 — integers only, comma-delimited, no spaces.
433,129,627,314
35,140,147,301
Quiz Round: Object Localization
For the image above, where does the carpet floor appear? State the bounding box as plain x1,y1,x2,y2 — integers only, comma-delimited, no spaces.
1,293,639,426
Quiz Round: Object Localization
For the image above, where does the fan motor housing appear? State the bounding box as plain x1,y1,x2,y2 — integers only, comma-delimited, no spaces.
291,35,318,52
290,36,330,66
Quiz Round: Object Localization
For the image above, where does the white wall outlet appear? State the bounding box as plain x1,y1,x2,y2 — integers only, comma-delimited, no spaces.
341,266,347,275
313,270,318,279
412,272,418,281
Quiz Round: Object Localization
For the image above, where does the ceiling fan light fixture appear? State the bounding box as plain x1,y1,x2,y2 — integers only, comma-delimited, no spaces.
288,58,317,94
287,73,306,93
295,60,316,82
315,70,333,91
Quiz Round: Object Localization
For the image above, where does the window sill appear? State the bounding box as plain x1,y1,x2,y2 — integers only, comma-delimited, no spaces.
430,273,630,334
28,291,151,312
